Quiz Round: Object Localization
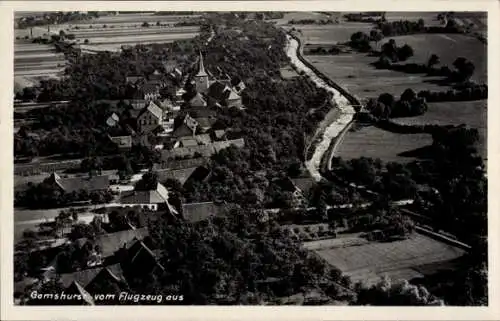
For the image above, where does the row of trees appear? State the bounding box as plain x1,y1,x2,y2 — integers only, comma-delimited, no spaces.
15,182,114,209
378,38,414,63
288,19,338,25
328,156,419,201
418,84,487,102
16,11,103,29
366,89,428,119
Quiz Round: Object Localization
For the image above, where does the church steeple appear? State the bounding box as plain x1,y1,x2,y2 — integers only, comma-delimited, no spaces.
194,51,209,94
196,51,208,77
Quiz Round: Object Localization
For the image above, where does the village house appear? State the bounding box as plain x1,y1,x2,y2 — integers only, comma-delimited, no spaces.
45,173,110,194
161,138,245,161
120,182,179,215
276,176,316,208
172,114,198,137
106,113,120,127
142,82,161,101
136,101,163,133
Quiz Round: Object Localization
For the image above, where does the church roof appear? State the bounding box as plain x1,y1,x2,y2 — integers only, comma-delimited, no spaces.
195,51,208,77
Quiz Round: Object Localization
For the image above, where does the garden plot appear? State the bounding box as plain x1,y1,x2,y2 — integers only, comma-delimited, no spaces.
311,233,465,286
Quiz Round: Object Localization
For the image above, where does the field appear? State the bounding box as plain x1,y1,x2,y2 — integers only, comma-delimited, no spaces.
14,12,201,89
336,125,433,163
386,33,487,84
295,14,487,164
394,100,487,157
14,42,66,92
306,53,449,99
309,233,466,286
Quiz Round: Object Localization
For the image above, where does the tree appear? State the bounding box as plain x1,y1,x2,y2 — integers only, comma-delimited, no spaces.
378,93,395,109
135,171,159,191
84,38,89,44
356,275,442,305
427,54,440,69
369,29,383,47
397,44,414,61
400,88,417,102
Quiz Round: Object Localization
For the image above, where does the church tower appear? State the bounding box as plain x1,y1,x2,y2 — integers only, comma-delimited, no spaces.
194,51,209,94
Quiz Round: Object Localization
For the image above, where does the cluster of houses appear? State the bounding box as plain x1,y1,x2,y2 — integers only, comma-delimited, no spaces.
106,52,246,161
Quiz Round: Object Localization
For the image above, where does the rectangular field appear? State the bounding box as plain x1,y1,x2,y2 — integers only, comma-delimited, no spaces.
336,125,433,163
311,233,466,286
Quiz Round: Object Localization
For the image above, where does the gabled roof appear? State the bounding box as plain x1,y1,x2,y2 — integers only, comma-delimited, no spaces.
194,134,212,145
155,98,174,111
213,138,245,152
182,202,227,223
67,281,95,305
189,92,207,107
173,114,199,137
195,117,215,130
291,176,316,195
226,88,241,101
213,129,226,140
121,183,172,206
178,134,211,146
126,76,143,84
128,99,147,110
48,174,110,193
138,101,163,120
60,263,125,301
106,114,119,127
77,228,149,258
179,138,198,147
155,167,198,185
154,157,207,171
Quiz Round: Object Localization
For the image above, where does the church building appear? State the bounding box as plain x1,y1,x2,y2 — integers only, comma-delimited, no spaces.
191,52,244,109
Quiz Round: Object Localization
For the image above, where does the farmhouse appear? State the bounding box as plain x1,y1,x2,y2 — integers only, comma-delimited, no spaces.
137,101,163,133
45,172,110,194
76,228,150,262
172,114,198,137
120,182,179,215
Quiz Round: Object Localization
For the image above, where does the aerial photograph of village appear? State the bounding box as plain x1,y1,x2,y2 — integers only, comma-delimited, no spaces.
12,10,487,306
